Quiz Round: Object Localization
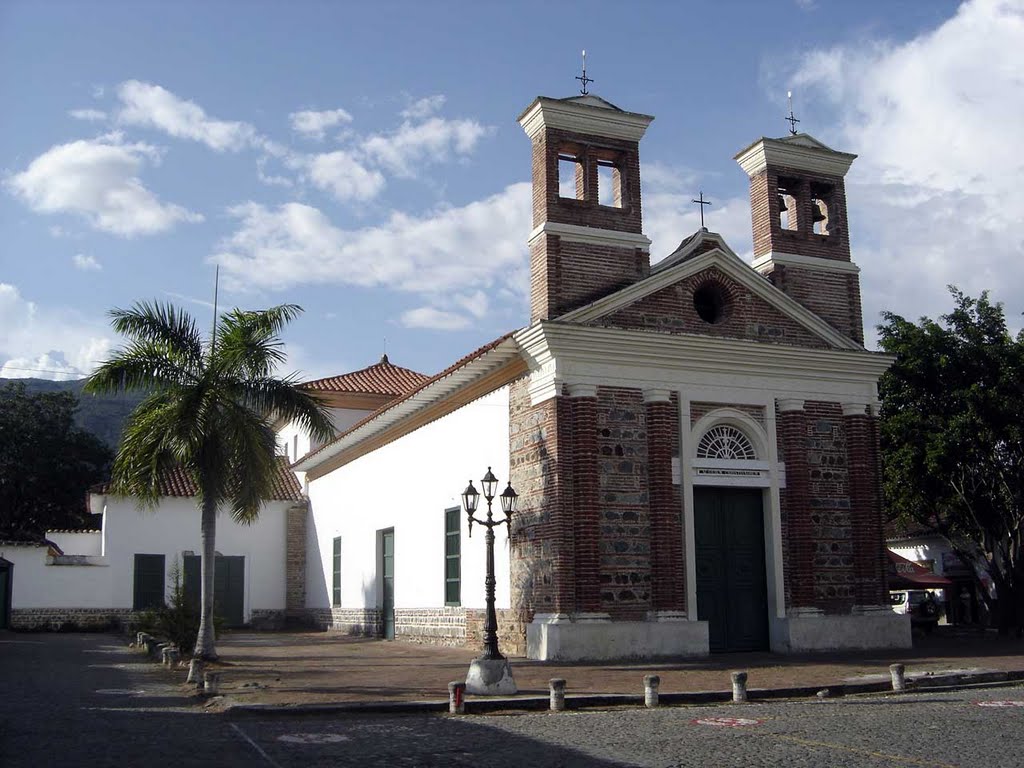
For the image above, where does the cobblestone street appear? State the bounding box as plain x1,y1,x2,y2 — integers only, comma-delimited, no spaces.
2,633,1022,767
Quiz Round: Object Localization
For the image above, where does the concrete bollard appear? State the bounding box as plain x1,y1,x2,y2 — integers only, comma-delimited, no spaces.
165,648,181,668
448,681,466,714
889,663,906,693
731,671,748,703
549,678,567,712
643,674,661,708
136,631,147,647
186,658,204,685
203,672,220,695
161,646,172,665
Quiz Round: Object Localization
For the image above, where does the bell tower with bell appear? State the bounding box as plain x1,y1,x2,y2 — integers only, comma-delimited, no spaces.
735,132,865,345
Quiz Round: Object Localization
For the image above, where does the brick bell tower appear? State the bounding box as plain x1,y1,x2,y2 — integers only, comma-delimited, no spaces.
735,134,865,345
518,95,654,321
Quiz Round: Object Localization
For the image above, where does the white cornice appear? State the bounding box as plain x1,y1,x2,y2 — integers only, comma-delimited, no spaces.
518,96,654,142
752,251,861,275
514,322,894,406
528,221,652,250
559,244,862,351
735,136,857,178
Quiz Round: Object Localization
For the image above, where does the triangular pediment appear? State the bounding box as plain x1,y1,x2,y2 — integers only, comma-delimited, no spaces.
559,94,624,111
777,132,838,152
559,233,862,351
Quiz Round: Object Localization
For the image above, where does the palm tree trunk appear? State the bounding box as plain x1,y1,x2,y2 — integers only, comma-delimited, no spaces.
193,497,218,660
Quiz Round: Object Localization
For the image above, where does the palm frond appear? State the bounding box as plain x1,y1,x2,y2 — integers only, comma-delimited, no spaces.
227,376,335,445
215,305,302,378
109,302,204,360
85,341,199,395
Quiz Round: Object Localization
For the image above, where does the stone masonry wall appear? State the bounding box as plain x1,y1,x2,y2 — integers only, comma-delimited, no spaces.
10,608,133,631
596,387,652,619
285,503,307,618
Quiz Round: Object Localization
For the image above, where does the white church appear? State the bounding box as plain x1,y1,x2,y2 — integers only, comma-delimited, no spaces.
1,90,909,658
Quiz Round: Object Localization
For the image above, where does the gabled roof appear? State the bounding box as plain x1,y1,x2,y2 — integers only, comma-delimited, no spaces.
559,94,625,111
295,333,525,477
301,355,428,397
92,456,303,502
560,229,864,351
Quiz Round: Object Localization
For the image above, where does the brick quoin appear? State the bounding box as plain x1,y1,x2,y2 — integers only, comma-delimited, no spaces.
571,392,602,612
845,410,888,606
285,504,307,617
777,404,814,609
646,398,685,611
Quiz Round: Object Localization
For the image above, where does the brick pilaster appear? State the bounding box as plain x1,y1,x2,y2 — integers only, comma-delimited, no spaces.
569,384,602,613
645,391,685,612
777,399,815,610
285,503,307,616
844,404,887,607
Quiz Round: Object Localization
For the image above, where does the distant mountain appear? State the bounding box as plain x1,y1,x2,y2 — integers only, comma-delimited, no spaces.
0,378,144,448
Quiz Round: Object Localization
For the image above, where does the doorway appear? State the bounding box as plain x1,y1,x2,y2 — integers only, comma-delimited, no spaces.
0,558,11,630
380,529,395,640
183,555,246,628
694,487,769,652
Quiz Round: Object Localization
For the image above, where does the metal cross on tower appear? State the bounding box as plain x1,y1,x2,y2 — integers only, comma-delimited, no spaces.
576,49,593,95
691,191,712,230
786,91,801,135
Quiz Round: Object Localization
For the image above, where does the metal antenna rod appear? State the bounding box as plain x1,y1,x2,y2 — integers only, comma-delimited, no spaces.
210,265,220,352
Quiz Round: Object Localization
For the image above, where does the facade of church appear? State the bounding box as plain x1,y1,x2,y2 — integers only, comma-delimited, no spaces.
293,92,910,659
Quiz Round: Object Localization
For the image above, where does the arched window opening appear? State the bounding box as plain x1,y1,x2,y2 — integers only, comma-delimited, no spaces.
696,425,757,461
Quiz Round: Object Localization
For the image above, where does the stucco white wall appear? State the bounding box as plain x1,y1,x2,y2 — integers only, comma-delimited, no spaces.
48,531,102,556
277,407,374,463
91,495,293,616
1,544,114,609
305,386,511,613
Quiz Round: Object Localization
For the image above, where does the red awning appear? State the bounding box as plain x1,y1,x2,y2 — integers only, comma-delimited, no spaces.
886,550,954,589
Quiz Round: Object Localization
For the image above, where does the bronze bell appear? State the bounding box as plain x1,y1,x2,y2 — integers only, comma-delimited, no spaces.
777,194,788,212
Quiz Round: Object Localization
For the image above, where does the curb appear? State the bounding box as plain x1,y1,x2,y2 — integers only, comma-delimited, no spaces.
221,669,1024,718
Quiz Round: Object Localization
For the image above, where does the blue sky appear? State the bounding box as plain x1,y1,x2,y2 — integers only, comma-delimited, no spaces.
2,0,1020,382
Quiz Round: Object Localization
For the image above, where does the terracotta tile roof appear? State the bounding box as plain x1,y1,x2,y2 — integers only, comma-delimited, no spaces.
301,355,429,397
95,456,303,502
297,331,519,469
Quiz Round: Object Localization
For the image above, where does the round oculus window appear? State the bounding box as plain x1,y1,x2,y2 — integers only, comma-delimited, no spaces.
693,283,728,324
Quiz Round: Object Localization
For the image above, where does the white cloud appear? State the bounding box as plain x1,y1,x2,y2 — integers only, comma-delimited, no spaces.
362,116,491,176
72,254,101,271
117,80,255,152
399,306,471,331
212,182,533,312
307,150,386,202
789,0,1024,335
6,134,203,236
0,284,113,380
69,108,107,122
401,95,446,120
289,108,354,140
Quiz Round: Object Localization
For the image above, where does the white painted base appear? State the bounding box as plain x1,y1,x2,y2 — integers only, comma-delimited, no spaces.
527,617,709,661
771,611,911,652
465,657,518,695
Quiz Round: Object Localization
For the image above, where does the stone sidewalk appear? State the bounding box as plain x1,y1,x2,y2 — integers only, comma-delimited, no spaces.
204,628,1024,711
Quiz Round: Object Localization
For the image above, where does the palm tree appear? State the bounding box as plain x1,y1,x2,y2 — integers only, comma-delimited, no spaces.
85,302,334,660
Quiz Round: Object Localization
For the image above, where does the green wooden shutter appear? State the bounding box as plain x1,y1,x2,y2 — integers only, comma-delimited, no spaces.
444,507,460,606
132,554,166,610
332,537,342,607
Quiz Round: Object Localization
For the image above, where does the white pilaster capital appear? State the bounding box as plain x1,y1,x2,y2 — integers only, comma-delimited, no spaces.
841,401,868,417
776,398,805,413
642,388,673,404
566,382,598,399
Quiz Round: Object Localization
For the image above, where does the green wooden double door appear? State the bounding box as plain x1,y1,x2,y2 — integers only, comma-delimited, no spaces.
695,487,770,653
183,555,245,628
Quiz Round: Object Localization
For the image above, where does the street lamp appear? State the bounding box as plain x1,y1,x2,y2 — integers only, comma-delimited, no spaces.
462,466,519,695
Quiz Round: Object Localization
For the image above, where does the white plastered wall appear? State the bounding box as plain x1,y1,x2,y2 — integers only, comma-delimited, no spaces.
0,544,114,609
305,387,511,613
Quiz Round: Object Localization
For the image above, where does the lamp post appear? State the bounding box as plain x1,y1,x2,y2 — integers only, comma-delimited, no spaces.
462,466,519,695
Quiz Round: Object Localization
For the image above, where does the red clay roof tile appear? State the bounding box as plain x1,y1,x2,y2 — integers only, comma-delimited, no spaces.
301,355,429,397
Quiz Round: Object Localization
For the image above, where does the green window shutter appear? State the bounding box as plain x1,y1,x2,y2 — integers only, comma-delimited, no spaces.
444,507,460,606
332,537,342,607
132,554,166,611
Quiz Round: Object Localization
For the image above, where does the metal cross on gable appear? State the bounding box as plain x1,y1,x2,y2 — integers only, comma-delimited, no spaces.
691,190,711,230
786,90,801,135
576,49,593,95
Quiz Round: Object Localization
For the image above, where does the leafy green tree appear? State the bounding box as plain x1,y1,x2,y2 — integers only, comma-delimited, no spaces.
0,382,112,537
879,288,1024,634
85,302,333,659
